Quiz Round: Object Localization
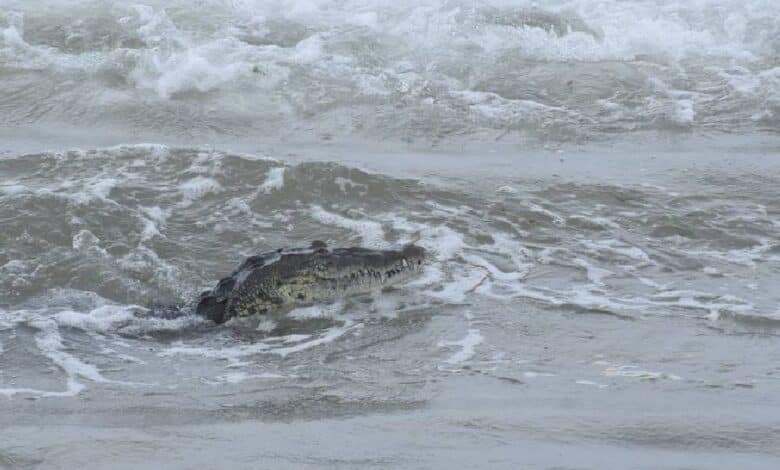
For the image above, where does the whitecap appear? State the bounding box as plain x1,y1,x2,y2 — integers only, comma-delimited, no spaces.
309,205,386,247
438,328,483,365
179,176,222,205
259,166,286,194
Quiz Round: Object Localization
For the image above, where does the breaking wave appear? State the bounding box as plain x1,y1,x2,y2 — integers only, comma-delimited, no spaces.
0,0,778,142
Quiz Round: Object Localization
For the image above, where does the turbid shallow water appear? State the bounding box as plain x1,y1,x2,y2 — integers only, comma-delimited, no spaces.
1,1,780,469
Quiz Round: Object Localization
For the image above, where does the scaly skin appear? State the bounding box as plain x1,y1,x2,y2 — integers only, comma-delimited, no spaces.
196,241,426,323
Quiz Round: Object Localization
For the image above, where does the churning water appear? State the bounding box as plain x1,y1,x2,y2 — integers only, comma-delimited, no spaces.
1,0,778,141
1,1,779,469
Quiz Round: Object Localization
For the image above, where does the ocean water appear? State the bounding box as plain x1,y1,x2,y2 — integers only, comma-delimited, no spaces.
1,1,779,469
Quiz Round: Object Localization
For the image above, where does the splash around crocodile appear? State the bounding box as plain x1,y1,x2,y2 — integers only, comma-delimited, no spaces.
195,241,426,324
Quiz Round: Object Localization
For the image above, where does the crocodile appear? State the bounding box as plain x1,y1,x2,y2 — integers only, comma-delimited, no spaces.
195,241,426,323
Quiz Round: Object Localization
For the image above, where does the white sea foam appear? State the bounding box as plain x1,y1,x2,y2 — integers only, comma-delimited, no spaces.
576,380,608,389
1,0,778,138
495,185,517,194
573,258,614,286
527,202,566,226
647,289,755,320
422,228,468,260
255,318,278,332
259,166,286,194
32,319,110,383
603,365,682,381
567,214,620,230
374,212,467,261
0,318,113,398
438,328,483,365
138,206,169,241
581,239,652,264
53,305,138,334
271,321,361,357
405,265,444,289
101,347,146,365
179,176,223,205
288,302,344,320
426,268,488,304
310,205,386,247
125,6,250,99
334,176,368,194
0,183,28,195
215,371,290,384
523,371,556,379
161,320,359,362
72,229,109,257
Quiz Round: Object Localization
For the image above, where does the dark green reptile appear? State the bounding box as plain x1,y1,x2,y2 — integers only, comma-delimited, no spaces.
194,241,426,323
